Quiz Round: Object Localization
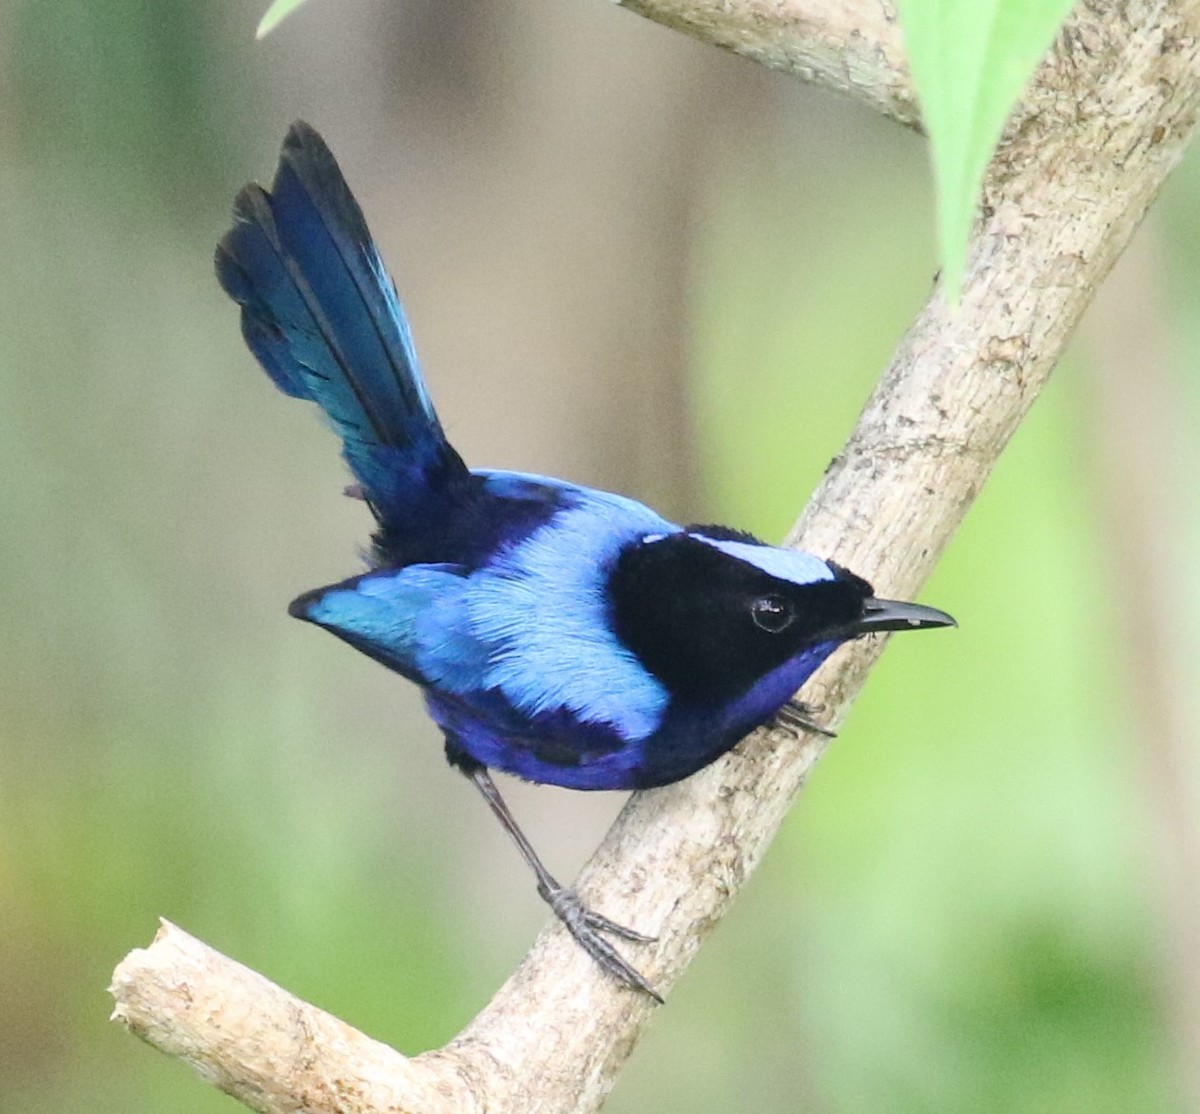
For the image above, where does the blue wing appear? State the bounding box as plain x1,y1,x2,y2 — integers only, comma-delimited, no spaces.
290,563,488,691
292,481,678,742
215,122,467,533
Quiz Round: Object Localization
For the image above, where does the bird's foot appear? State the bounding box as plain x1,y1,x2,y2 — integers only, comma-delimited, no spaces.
774,700,837,738
539,883,662,1003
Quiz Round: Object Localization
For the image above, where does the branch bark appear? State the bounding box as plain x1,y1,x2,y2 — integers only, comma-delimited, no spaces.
111,1,1200,1110
110,921,462,1111
615,0,918,126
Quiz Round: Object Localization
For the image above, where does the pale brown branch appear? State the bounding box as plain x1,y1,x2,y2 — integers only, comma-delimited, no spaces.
110,920,464,1114
614,0,917,126
111,1,1200,1111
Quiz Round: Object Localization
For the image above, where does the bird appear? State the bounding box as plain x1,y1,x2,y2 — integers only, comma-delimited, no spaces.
215,122,956,1002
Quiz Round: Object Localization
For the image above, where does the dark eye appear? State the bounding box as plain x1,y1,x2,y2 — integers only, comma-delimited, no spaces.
751,595,794,633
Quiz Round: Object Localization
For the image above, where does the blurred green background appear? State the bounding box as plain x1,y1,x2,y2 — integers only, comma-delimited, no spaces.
2,2,1199,1111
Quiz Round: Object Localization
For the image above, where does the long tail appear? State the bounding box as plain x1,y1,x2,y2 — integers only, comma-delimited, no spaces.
215,122,468,534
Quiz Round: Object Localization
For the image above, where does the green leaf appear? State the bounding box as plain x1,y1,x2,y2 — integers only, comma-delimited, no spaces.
896,0,1077,299
256,0,311,39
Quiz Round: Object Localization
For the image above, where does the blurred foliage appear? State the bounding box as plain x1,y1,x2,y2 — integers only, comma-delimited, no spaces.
895,0,1078,299
1,3,1197,1114
257,0,310,40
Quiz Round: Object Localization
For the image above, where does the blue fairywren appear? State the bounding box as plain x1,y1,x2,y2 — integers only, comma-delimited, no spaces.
216,123,955,1000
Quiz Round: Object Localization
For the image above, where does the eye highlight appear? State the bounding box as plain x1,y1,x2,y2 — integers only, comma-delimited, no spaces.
750,595,795,633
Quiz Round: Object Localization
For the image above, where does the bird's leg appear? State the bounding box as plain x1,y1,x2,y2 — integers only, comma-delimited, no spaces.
774,699,837,738
467,767,663,1002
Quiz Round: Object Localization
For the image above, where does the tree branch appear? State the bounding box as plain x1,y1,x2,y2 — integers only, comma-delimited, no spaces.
111,1,1200,1110
615,0,918,126
110,920,462,1112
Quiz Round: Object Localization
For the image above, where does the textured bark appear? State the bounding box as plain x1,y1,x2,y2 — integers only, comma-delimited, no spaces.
614,0,918,126
110,922,462,1113
111,1,1200,1111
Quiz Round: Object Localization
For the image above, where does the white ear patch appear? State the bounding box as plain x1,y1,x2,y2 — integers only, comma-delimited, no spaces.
691,535,835,586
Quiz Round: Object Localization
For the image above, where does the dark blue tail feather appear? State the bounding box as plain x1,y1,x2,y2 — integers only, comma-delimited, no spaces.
215,121,467,532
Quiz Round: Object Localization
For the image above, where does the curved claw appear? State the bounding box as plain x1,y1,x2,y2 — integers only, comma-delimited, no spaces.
774,700,837,738
581,907,657,944
466,767,663,1001
572,923,664,1003
544,886,663,1002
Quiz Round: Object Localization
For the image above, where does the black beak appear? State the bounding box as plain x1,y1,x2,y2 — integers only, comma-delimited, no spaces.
850,597,957,636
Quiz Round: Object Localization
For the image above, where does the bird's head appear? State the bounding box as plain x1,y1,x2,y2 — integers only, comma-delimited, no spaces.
608,530,954,707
